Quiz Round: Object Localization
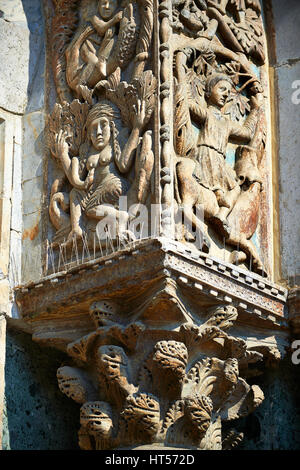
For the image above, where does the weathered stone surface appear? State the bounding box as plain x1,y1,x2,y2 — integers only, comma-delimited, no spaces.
0,0,45,114
271,0,300,64
276,62,300,281
0,317,6,450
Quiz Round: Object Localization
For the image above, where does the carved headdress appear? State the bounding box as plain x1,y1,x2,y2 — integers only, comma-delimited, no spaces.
85,101,121,132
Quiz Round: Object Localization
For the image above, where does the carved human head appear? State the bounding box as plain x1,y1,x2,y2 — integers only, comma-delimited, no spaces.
80,401,113,438
98,0,118,20
85,102,119,151
205,73,233,108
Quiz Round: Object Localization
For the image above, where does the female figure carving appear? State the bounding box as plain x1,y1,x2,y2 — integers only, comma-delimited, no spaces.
54,100,145,242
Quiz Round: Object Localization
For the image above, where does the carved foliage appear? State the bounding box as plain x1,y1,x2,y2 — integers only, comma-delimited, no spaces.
56,303,273,449
48,0,156,247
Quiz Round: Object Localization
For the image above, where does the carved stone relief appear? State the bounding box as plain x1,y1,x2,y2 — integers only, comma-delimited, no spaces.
15,237,288,450
47,0,156,249
57,300,269,450
32,0,286,451
46,0,271,280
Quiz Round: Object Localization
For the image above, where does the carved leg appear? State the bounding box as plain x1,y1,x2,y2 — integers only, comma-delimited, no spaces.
86,204,135,242
68,188,84,241
176,160,211,252
211,185,241,236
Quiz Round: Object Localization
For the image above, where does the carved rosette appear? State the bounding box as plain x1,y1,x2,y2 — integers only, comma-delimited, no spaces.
56,301,270,450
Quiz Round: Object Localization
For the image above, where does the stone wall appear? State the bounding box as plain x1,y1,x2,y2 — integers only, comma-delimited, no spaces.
268,0,300,285
2,327,79,450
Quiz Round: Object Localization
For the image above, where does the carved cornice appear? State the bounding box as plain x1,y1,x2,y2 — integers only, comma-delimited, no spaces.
14,238,288,350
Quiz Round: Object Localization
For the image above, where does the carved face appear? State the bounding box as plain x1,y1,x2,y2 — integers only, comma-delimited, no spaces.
80,402,113,438
208,80,232,108
89,116,111,151
98,0,118,20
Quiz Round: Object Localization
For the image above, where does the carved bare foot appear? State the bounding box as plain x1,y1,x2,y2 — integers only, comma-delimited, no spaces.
117,230,136,245
210,214,231,238
229,250,247,265
67,226,83,242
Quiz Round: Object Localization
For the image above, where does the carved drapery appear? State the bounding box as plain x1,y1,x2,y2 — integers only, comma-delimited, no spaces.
14,0,289,451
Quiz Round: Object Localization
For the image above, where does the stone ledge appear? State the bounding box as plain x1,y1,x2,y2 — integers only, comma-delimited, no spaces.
13,238,289,351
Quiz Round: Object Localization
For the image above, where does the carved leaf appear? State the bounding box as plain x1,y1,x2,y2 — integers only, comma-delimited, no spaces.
106,71,157,129
226,9,265,64
96,345,136,408
160,400,185,437
136,0,154,58
185,358,218,397
199,416,222,450
120,393,160,444
108,323,146,352
47,99,89,162
204,305,238,331
224,91,250,122
67,330,99,362
222,429,244,450
80,401,114,440
57,366,97,403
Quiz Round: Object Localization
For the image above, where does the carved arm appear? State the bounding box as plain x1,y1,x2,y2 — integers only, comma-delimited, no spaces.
115,99,146,174
115,128,140,174
55,131,88,190
90,11,123,37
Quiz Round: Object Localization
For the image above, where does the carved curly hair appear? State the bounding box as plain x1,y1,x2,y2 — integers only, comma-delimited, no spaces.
205,73,234,100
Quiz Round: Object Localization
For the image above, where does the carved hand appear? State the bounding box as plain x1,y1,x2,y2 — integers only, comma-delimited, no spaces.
55,130,70,160
133,99,146,131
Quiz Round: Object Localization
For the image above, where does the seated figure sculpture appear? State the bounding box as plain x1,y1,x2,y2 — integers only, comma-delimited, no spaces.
54,100,147,243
